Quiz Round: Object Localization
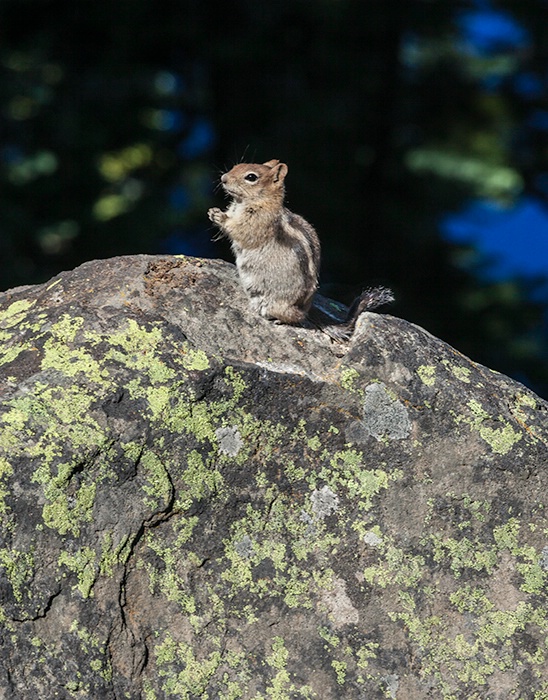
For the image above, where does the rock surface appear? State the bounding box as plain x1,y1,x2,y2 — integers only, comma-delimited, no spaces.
0,254,547,699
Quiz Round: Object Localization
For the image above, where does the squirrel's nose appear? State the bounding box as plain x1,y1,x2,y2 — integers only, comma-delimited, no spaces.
221,174,228,183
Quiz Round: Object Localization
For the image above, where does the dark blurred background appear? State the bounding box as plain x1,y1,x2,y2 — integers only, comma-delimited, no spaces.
1,0,547,396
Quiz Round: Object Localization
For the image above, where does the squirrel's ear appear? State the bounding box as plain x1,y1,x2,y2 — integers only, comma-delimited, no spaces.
262,159,280,168
272,162,288,183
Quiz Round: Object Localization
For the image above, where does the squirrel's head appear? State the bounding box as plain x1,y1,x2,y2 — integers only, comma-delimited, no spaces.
220,160,288,202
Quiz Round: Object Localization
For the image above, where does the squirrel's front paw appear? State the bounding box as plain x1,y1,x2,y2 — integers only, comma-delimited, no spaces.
208,207,226,226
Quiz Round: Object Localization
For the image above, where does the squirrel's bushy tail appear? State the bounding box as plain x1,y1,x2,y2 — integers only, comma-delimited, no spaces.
321,286,394,341
346,286,394,320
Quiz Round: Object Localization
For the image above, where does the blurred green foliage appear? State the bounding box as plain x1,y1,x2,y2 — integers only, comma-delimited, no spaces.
0,0,547,396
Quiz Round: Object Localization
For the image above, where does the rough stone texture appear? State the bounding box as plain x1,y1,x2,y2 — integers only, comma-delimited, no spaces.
0,254,547,699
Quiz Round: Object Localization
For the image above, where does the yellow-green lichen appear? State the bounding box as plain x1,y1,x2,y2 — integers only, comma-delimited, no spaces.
104,319,165,371
217,680,245,700
428,533,498,578
180,347,210,371
417,365,436,386
261,636,315,698
363,538,425,589
58,546,97,597
166,399,216,443
340,367,360,392
0,299,36,327
449,585,492,615
307,435,322,451
0,547,34,603
455,399,522,455
0,457,14,515
479,422,522,454
493,518,548,594
0,343,26,369
267,636,289,671
516,392,537,409
217,495,341,611
2,379,110,526
1,405,30,432
319,626,340,648
0,302,49,370
143,679,158,700
461,495,490,523
155,633,222,697
283,459,306,482
282,565,313,608
99,531,133,576
41,315,107,384
139,448,172,509
355,642,379,669
223,365,246,403
33,458,97,537
180,450,224,503
141,519,201,613
321,449,399,511
331,660,347,685
363,511,548,694
451,366,471,383
67,620,111,683
391,596,548,693
510,392,544,445
56,485,96,537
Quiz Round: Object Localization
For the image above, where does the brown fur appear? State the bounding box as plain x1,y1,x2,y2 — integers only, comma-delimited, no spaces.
208,159,393,336
208,160,320,325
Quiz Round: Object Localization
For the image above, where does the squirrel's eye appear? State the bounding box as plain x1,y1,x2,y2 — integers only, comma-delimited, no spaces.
244,173,259,182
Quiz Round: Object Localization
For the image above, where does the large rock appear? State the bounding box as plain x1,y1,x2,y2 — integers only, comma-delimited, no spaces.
0,254,547,699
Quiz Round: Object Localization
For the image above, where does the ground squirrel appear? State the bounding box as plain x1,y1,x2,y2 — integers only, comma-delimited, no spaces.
208,159,393,340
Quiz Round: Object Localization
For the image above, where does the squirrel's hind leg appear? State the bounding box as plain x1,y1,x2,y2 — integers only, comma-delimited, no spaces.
260,303,307,326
